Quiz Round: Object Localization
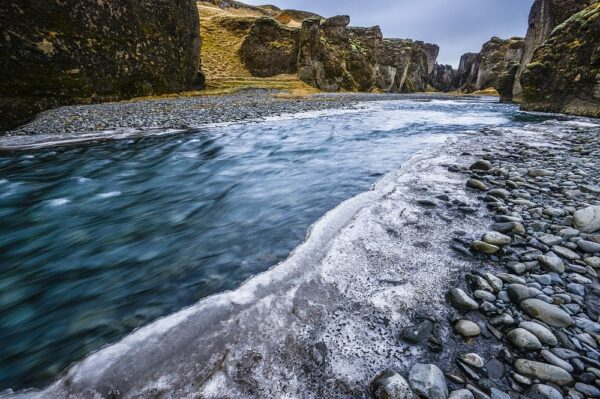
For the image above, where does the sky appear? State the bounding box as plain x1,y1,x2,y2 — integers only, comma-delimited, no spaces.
243,0,532,67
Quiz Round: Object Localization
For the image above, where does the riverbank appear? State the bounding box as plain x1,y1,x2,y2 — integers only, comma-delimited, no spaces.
0,91,481,150
5,109,598,398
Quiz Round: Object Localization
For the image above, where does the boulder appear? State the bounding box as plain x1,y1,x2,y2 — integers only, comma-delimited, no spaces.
409,364,448,399
521,3,600,118
0,0,201,131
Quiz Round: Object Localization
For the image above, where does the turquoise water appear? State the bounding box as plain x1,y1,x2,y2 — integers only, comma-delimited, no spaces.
0,98,535,390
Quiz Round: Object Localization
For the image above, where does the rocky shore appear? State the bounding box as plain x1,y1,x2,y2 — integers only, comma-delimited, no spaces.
375,119,600,398
0,91,473,150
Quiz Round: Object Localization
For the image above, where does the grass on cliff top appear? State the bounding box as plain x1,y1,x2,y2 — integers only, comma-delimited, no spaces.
127,75,318,103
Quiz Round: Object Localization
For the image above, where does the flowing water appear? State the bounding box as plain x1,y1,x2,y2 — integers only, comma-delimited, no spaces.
0,97,550,391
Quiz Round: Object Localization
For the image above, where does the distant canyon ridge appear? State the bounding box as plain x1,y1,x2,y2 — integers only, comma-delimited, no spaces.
0,0,598,130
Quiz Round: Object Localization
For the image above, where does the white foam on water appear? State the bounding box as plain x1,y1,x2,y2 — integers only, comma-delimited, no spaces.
96,191,121,199
47,198,70,207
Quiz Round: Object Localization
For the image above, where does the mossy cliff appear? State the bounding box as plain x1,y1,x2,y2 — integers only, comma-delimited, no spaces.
0,0,201,131
513,0,595,101
521,3,600,117
296,16,433,92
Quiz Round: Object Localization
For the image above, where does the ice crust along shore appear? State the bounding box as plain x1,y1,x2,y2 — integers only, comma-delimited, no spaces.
5,116,597,398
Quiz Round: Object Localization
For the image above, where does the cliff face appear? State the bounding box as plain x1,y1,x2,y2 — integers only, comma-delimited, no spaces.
377,39,430,93
476,37,525,98
424,43,440,75
454,53,481,92
296,16,435,93
0,0,201,131
513,0,595,101
239,18,299,77
429,64,457,92
521,3,600,117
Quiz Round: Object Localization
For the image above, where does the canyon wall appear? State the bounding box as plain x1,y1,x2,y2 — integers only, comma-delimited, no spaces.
521,3,600,117
513,0,596,101
0,0,201,131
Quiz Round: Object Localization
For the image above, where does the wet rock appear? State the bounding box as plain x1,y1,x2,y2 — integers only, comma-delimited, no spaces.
507,328,542,350
575,382,600,397
515,359,573,386
470,160,493,171
485,359,505,380
540,350,574,373
474,290,496,302
507,284,542,303
490,388,510,399
574,206,600,233
525,384,564,399
483,232,511,246
449,389,474,399
454,320,481,337
518,321,557,346
459,353,484,369
371,370,416,399
409,364,448,399
472,241,500,254
529,168,553,177
538,254,565,273
467,179,487,191
400,320,434,344
585,256,600,268
552,245,581,260
578,240,600,253
488,189,510,200
448,289,479,311
520,299,574,327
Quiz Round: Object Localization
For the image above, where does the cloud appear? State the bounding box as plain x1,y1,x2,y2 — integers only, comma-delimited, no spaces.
241,0,532,67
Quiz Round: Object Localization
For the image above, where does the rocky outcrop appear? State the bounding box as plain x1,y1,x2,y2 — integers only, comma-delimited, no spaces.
454,53,481,92
297,16,383,91
0,0,201,131
239,17,299,77
476,37,525,99
429,64,457,92
297,16,435,93
513,0,595,101
424,43,440,75
377,39,431,93
521,3,600,117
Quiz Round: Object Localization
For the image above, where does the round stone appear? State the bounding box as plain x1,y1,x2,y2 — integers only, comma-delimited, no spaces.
518,321,557,346
525,384,564,399
520,299,574,328
454,320,480,338
507,328,542,351
459,353,484,368
483,231,511,246
447,288,479,311
538,254,565,273
449,389,473,399
514,359,574,386
472,240,500,254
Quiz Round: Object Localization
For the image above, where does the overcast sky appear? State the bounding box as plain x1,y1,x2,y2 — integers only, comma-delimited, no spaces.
243,0,532,67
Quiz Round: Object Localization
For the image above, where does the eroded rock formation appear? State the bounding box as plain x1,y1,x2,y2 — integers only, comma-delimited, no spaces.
239,17,299,77
476,37,525,101
377,39,431,93
521,3,600,117
454,53,481,92
513,0,596,101
429,64,457,92
0,0,201,131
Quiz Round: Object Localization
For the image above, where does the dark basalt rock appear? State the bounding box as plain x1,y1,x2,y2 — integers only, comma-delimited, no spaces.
476,37,525,96
0,0,201,131
521,3,600,118
377,39,431,93
239,17,299,77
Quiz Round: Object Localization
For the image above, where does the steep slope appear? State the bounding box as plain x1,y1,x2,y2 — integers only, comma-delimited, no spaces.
521,3,600,117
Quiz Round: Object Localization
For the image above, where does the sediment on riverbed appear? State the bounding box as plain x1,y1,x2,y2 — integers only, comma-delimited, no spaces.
5,111,598,398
